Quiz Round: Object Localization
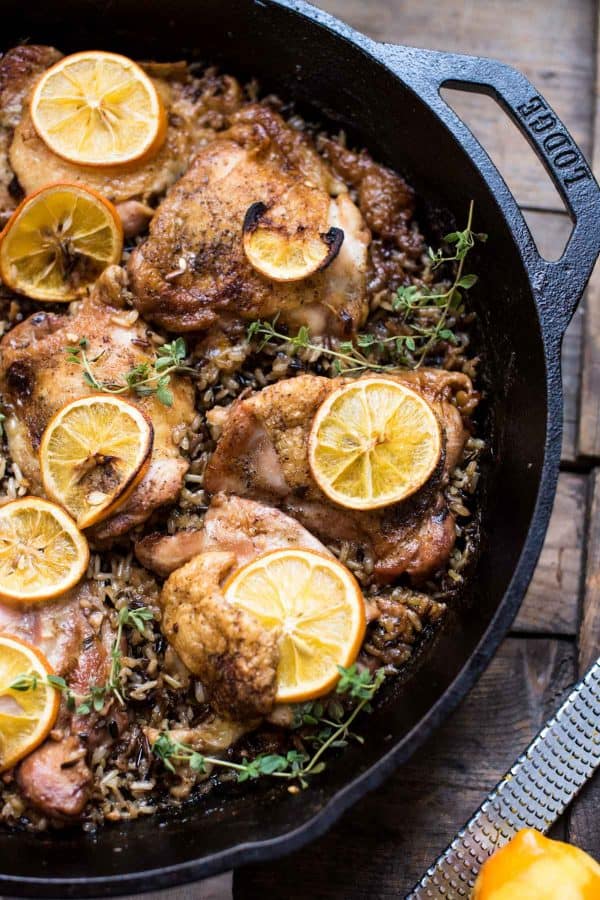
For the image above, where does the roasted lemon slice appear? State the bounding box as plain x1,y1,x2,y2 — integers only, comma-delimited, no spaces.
0,635,61,772
30,51,166,167
242,184,344,282
223,548,366,702
0,497,89,603
40,395,153,530
309,378,441,510
0,183,123,302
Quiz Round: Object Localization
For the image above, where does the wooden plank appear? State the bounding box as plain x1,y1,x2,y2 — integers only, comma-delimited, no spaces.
521,210,582,463
567,468,600,858
579,261,600,458
577,2,600,458
578,468,600,672
514,472,586,635
521,209,572,264
234,638,576,899
314,0,596,210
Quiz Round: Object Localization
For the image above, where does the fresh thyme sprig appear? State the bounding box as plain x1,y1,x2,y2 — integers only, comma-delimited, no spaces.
247,317,392,376
10,606,154,715
391,199,486,364
152,664,385,789
246,201,485,372
87,605,155,712
65,336,194,407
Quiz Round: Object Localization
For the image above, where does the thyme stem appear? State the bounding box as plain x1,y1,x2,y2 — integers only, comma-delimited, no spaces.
152,665,386,788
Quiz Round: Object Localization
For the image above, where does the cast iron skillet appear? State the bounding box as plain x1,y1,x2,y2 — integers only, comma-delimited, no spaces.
1,0,599,895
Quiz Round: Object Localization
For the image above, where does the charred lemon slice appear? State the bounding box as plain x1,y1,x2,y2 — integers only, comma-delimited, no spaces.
40,395,153,529
0,634,61,772
223,548,366,702
309,378,441,510
0,183,123,302
30,51,166,167
243,183,344,282
0,497,89,603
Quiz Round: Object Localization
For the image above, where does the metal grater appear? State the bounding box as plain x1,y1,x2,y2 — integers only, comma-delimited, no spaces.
408,657,600,899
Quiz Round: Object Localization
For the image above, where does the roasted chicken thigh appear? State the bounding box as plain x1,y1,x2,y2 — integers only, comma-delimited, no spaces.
204,371,478,583
0,580,116,819
135,492,331,577
128,104,370,334
157,496,332,719
0,266,195,542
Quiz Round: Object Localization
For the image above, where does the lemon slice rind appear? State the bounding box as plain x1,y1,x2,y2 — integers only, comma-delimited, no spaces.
30,51,166,168
0,182,123,302
0,634,61,772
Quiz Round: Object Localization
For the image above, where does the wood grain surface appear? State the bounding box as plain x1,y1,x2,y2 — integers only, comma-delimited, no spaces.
578,3,600,459
5,2,595,899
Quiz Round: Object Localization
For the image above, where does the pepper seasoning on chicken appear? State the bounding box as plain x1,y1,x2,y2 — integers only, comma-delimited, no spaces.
2,47,245,236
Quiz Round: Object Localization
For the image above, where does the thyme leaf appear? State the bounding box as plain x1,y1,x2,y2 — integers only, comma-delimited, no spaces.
10,606,154,715
65,336,192,407
246,315,393,376
390,199,486,365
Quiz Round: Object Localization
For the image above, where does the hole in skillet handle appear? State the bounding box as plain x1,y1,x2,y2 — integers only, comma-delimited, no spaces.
439,88,572,262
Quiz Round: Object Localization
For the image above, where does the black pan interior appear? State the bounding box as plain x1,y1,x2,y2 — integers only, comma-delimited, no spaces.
0,0,550,893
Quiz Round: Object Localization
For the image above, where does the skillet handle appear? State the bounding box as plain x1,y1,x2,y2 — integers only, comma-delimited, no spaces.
374,44,600,338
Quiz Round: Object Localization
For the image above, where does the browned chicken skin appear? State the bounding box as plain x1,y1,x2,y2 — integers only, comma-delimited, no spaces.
0,45,62,220
0,45,60,219
320,137,416,246
0,266,195,543
161,551,280,720
128,103,369,334
204,371,478,583
0,582,103,676
16,736,92,820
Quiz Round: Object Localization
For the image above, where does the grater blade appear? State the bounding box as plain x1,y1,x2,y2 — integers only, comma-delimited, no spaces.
407,657,600,899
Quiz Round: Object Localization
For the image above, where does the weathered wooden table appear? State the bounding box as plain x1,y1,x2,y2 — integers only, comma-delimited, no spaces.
36,3,600,899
